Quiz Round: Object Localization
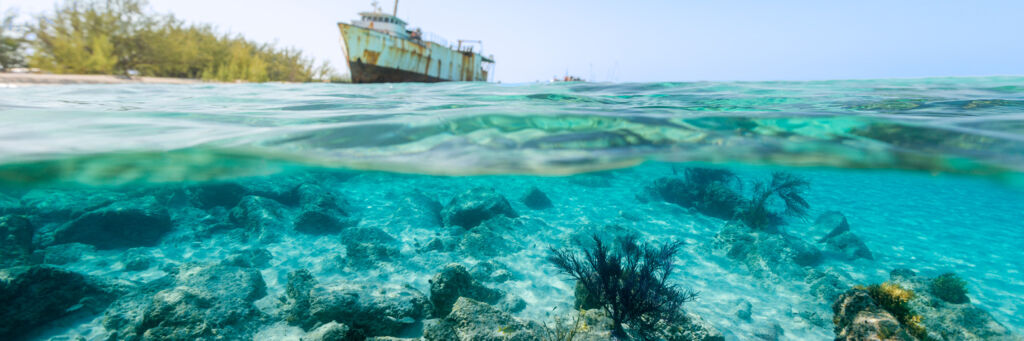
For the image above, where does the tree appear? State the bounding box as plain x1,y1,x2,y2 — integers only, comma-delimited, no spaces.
548,235,698,339
0,9,26,70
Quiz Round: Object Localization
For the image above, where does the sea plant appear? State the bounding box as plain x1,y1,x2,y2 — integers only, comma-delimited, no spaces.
930,272,969,304
548,235,698,338
738,172,810,231
655,167,744,220
864,282,928,339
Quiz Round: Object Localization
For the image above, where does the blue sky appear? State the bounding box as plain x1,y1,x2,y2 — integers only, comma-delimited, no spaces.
3,0,1023,83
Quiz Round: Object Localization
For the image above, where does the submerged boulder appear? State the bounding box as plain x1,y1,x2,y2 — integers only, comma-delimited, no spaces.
441,187,518,229
0,265,117,340
52,195,172,249
521,187,553,210
303,321,365,341
713,223,821,281
429,264,504,317
103,263,268,340
0,215,35,268
283,269,429,336
20,189,126,225
887,271,1018,340
294,184,357,235
832,288,916,341
0,193,20,215
229,195,287,242
811,211,850,242
422,297,543,341
189,181,249,209
823,231,874,261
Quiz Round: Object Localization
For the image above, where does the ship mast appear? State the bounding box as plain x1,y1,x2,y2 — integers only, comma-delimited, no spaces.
393,0,399,16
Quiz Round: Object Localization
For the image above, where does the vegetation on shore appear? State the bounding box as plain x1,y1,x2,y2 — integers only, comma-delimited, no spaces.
1,0,336,82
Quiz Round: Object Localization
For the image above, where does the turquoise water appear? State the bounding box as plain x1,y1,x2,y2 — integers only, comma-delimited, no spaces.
1,77,1023,340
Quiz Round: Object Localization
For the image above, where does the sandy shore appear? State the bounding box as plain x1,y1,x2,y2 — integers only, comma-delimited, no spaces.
0,73,206,86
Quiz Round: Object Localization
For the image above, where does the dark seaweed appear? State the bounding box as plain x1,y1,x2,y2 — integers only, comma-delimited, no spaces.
548,235,698,338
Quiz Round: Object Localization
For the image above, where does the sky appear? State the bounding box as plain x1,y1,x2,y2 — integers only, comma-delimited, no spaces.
2,0,1024,83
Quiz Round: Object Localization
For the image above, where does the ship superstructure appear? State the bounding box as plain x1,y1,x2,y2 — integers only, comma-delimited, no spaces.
338,1,495,83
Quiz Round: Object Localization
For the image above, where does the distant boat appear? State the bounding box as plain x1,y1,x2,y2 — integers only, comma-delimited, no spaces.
338,1,495,83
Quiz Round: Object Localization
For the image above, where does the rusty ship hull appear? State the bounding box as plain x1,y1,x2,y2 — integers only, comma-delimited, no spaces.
338,23,492,83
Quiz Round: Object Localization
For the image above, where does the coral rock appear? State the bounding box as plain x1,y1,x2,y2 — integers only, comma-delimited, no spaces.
429,264,504,317
422,297,543,341
521,187,553,210
440,187,518,229
0,266,116,340
52,195,172,249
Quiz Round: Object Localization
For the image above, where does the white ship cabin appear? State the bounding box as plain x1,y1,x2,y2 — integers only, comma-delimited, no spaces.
353,12,410,39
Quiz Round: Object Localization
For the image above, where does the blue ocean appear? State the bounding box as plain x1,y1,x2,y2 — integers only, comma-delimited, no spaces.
1,77,1022,341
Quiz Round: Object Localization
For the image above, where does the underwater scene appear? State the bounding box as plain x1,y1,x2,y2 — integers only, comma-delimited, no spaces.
1,78,1023,341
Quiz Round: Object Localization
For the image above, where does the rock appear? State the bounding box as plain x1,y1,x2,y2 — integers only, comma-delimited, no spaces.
229,195,287,242
469,260,513,283
52,195,172,249
735,300,753,321
652,311,726,341
823,231,873,261
713,223,820,281
0,266,116,340
121,247,153,271
521,187,552,210
811,211,850,242
832,288,916,341
805,269,848,303
104,263,268,340
429,264,504,317
422,297,544,341
342,242,399,269
0,215,35,268
189,181,248,209
294,184,356,235
307,287,429,336
389,190,443,229
498,295,527,313
0,193,20,215
753,322,784,341
457,216,520,257
20,189,125,224
33,242,95,265
887,271,1018,341
221,248,273,268
440,187,518,229
285,270,429,336
303,321,365,341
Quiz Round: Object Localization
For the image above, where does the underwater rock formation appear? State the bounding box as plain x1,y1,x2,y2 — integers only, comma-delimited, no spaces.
806,269,850,304
422,297,544,341
121,247,153,271
33,242,95,265
814,212,873,261
441,187,518,229
0,193,20,215
389,190,443,229
221,248,273,268
832,288,918,340
229,195,288,242
103,263,268,340
189,181,249,209
428,263,504,317
340,227,400,269
521,186,553,210
294,184,357,235
713,222,822,281
887,270,1019,340
303,321,365,341
20,189,126,225
0,265,118,340
456,216,522,257
52,195,172,249
283,268,429,336
0,215,34,268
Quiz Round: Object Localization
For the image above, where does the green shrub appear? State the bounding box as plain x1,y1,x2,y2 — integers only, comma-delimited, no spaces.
930,272,969,304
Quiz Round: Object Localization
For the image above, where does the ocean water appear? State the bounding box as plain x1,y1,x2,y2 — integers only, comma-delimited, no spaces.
0,77,1023,340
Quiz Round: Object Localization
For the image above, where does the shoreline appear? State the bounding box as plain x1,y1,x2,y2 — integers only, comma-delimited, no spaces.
0,73,207,86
